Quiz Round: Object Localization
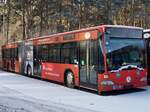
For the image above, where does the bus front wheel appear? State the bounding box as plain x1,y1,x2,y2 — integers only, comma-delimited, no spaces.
65,71,75,88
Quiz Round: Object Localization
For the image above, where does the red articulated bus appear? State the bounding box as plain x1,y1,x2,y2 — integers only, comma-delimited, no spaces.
2,25,147,94
144,29,150,84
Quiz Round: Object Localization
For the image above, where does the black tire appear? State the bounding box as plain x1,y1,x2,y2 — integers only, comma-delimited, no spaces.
27,66,32,76
34,61,41,76
65,71,75,88
98,91,108,96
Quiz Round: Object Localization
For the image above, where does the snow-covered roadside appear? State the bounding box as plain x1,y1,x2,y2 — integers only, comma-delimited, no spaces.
0,70,149,112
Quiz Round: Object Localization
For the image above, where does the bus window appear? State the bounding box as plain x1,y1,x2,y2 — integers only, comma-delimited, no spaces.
6,49,10,59
52,46,60,63
41,45,49,61
33,45,38,60
14,48,18,60
49,44,60,63
61,42,78,64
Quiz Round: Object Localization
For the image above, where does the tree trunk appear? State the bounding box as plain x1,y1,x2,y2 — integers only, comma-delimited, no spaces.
39,0,44,36
6,0,10,43
22,0,26,40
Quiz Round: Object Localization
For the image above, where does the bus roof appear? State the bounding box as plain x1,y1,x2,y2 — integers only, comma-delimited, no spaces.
3,25,143,45
27,25,142,42
27,26,100,41
104,25,143,30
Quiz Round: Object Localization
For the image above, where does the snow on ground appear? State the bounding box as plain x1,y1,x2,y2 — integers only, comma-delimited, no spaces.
0,70,149,112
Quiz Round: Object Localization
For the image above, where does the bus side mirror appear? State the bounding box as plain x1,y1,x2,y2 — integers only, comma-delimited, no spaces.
73,58,78,64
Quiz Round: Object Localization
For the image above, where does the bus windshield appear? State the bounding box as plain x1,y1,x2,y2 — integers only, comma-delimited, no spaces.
105,28,145,71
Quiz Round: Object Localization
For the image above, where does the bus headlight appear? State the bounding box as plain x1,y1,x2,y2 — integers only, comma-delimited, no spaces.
100,80,114,86
140,77,147,82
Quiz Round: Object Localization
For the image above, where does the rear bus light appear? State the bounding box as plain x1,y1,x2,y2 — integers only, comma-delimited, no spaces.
100,80,114,86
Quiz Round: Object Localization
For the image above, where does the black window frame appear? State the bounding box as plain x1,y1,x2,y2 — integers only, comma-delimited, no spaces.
97,33,105,73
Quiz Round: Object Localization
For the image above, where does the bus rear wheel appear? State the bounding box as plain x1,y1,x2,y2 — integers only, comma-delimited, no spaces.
65,71,75,88
27,66,32,76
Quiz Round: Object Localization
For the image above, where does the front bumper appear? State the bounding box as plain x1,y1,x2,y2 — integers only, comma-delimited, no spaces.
98,81,147,92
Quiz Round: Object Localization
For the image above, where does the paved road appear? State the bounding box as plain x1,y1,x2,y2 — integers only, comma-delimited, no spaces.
0,70,149,112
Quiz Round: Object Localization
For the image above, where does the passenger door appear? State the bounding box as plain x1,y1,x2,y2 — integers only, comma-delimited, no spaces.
79,40,97,89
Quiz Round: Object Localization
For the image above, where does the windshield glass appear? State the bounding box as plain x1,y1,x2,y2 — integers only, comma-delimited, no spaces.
105,27,145,71
98,34,105,73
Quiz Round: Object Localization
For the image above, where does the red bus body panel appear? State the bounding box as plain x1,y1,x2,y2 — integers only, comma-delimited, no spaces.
41,63,79,86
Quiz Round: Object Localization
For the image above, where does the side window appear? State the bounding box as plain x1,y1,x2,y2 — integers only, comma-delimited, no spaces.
5,48,18,60
53,46,60,63
2,49,4,59
8,49,11,59
34,45,49,61
61,42,78,64
13,48,16,59
49,45,53,62
33,45,38,59
70,47,78,64
6,49,10,59
41,45,49,61
15,48,18,59
49,44,60,63
9,49,11,59
5,49,7,59
37,46,42,60
11,48,15,59
61,47,70,63
2,49,5,59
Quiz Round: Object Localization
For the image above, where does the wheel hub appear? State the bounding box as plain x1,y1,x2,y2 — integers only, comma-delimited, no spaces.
67,73,73,84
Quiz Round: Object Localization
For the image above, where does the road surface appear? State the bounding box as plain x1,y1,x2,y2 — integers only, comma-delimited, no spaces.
0,70,149,112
